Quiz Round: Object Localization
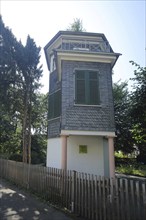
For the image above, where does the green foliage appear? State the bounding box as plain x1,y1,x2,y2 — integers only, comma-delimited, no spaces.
31,93,48,135
115,156,146,177
0,16,21,155
116,164,146,177
115,151,128,158
31,134,47,164
9,153,22,162
130,61,146,163
113,80,134,153
66,18,86,32
0,16,47,163
113,62,146,161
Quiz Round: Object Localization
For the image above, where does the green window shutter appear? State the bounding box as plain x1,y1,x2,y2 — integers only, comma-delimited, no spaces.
88,71,99,105
48,94,54,119
48,90,61,119
75,70,100,105
75,70,86,104
54,90,61,117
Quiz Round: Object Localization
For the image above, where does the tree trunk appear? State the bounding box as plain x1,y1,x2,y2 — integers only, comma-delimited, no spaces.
22,90,28,163
28,88,32,164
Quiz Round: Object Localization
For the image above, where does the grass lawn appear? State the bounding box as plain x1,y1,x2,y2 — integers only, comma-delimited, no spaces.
116,164,146,177
115,153,146,177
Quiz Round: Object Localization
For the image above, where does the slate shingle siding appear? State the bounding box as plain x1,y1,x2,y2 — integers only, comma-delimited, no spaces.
61,61,115,132
48,118,60,138
48,60,115,136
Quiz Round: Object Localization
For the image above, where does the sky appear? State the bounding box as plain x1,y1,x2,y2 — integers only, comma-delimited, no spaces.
1,0,145,93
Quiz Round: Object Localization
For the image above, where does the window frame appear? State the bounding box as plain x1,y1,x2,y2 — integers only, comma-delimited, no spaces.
74,69,100,106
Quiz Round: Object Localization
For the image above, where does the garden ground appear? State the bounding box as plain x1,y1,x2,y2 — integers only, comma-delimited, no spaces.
0,179,82,220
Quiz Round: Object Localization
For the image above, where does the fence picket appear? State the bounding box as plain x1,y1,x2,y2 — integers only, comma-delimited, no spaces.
125,179,130,220
91,174,95,220
98,176,102,220
106,177,111,220
102,176,106,220
136,180,140,220
95,176,98,220
75,171,78,213
119,178,125,220
88,174,91,219
142,182,146,219
80,173,84,217
115,178,120,220
85,173,88,219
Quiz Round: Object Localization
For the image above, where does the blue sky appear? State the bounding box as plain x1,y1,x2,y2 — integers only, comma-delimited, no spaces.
1,0,145,93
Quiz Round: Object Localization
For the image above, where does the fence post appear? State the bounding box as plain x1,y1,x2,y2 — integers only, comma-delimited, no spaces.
71,170,76,213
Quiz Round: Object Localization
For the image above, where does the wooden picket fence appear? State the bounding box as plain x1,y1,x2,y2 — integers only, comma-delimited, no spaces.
0,158,146,220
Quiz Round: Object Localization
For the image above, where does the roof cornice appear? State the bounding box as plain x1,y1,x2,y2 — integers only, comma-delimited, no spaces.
44,31,109,51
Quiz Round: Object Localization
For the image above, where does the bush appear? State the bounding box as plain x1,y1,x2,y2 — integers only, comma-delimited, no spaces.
137,154,146,164
9,154,22,162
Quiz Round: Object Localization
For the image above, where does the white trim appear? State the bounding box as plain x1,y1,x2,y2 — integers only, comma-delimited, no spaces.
49,89,61,96
74,104,102,107
58,51,117,63
61,130,116,137
48,116,60,122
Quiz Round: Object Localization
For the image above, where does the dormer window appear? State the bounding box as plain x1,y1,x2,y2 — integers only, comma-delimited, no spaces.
75,69,100,105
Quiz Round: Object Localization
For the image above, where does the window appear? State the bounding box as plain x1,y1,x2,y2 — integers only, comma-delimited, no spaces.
79,145,87,154
48,90,61,119
75,70,100,105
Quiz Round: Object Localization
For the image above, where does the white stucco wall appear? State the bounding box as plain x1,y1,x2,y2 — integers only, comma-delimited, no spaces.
46,138,62,168
67,136,104,176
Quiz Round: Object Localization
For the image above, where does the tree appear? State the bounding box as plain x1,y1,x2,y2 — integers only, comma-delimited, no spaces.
113,80,134,153
66,18,86,32
130,61,146,163
31,93,48,164
16,36,43,164
0,17,44,164
0,16,21,157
